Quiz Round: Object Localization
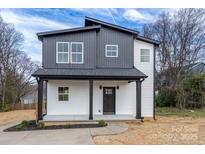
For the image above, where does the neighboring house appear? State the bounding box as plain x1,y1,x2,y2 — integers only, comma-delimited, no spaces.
186,62,205,74
157,62,205,88
20,91,37,105
32,17,159,121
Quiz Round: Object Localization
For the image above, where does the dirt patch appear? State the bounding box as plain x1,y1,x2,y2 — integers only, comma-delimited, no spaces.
0,110,35,126
93,116,205,144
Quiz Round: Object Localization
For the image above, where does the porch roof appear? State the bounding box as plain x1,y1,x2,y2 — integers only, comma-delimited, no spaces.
32,68,147,80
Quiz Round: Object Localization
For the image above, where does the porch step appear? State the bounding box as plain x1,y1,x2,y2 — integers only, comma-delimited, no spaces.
43,114,139,122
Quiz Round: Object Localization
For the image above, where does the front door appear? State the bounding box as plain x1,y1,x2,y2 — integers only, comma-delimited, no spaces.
103,87,115,114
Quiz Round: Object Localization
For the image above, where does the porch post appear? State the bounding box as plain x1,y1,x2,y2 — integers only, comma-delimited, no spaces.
89,80,93,120
136,80,142,119
37,79,43,121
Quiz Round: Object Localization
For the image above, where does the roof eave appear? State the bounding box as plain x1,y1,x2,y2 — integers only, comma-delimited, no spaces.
37,25,101,41
135,35,160,46
32,74,147,80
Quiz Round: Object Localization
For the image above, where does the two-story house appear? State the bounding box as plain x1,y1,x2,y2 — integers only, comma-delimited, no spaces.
32,16,159,121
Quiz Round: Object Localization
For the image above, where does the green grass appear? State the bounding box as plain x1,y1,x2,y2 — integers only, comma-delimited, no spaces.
156,107,205,118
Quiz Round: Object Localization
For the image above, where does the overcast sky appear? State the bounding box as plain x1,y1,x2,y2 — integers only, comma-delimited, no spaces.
0,8,174,64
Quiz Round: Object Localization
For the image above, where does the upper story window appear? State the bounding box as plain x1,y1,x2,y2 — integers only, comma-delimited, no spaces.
56,42,83,64
140,49,150,62
56,42,69,63
105,44,118,57
71,42,83,64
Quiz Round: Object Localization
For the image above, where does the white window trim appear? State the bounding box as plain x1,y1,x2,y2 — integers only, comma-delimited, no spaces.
58,86,69,102
56,42,69,64
105,44,118,57
71,42,84,64
140,48,150,63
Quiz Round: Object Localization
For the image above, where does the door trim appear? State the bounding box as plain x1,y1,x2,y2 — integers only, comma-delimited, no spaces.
103,87,116,115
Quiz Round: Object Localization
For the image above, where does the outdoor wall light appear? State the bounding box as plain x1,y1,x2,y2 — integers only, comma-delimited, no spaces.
116,85,119,89
99,85,102,90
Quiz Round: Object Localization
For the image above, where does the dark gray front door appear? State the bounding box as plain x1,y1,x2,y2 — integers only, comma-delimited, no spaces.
103,87,115,114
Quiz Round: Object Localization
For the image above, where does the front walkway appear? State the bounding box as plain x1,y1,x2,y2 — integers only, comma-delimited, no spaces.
0,122,128,145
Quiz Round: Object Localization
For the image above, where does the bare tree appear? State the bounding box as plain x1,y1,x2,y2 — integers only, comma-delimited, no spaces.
0,15,38,110
144,9,205,89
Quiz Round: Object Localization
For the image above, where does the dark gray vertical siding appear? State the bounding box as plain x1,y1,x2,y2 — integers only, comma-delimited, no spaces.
97,27,134,68
42,31,96,69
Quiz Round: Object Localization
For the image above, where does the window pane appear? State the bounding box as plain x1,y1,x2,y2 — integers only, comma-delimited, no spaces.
58,87,64,93
141,56,150,62
111,46,117,50
58,95,64,101
62,53,68,62
58,43,68,53
58,53,68,63
64,87,69,94
111,51,117,56
63,43,68,52
63,94,68,101
107,45,112,50
141,49,150,55
72,54,82,63
107,51,112,56
58,43,63,52
72,43,82,53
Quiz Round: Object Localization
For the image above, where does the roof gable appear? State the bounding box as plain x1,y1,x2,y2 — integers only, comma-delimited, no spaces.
84,16,139,35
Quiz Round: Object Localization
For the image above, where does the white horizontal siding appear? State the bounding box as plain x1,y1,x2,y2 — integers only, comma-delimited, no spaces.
46,80,136,117
93,80,136,116
134,40,154,117
47,80,89,115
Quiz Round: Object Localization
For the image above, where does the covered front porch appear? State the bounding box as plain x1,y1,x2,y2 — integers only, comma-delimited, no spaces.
43,114,136,121
32,68,147,121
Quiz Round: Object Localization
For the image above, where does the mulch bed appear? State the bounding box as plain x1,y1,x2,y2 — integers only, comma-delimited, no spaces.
4,120,103,132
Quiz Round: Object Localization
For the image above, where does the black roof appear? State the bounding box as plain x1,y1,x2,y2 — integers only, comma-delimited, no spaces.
37,25,101,40
136,35,160,46
36,16,159,45
32,68,147,80
84,16,139,35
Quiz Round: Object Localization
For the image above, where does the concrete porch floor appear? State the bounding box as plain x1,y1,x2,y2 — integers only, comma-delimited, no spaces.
43,114,136,121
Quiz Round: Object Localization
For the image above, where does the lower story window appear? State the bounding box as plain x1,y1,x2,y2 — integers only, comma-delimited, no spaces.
58,87,69,101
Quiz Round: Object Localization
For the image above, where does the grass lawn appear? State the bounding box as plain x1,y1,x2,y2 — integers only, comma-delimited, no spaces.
156,107,205,118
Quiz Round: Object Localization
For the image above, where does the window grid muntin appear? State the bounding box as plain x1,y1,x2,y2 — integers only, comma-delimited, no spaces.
105,44,118,57
58,87,69,101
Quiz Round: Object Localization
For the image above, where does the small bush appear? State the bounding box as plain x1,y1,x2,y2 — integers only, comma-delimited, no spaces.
21,120,34,127
21,120,29,126
37,122,45,129
16,124,24,131
156,87,177,107
98,120,107,127
177,73,205,109
64,124,72,128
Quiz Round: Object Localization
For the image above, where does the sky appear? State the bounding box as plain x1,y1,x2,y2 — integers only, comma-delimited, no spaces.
0,8,173,64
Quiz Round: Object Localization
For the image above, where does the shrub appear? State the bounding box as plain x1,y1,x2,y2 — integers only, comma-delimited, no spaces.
64,124,72,128
156,87,177,107
37,122,45,129
177,73,205,109
98,120,107,127
16,124,24,131
21,120,29,126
